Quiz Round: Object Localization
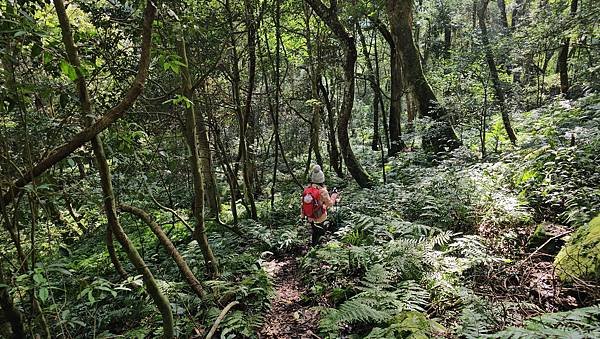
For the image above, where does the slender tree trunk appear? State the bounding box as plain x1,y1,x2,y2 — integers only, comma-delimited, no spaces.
119,204,204,298
373,20,405,155
53,0,128,281
478,0,518,145
197,86,220,219
557,0,578,95
444,26,452,58
305,5,324,167
54,1,173,336
242,0,258,218
386,0,460,153
317,78,343,177
106,227,128,278
511,0,525,29
357,25,382,152
177,38,219,277
388,37,405,156
306,0,373,188
497,0,509,30
373,33,390,149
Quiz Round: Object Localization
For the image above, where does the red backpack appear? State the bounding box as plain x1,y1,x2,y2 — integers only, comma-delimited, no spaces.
302,186,325,219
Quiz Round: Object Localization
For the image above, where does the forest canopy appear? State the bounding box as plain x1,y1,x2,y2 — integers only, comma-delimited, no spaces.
1,0,599,338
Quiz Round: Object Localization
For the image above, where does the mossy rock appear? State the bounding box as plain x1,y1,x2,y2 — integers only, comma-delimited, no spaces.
554,214,600,282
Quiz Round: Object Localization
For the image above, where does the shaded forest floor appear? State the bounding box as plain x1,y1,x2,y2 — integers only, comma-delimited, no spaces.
8,95,597,338
259,254,320,338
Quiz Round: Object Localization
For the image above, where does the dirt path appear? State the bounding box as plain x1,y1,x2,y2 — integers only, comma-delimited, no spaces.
259,256,320,339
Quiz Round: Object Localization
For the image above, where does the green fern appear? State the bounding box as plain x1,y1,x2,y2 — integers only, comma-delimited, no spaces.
488,305,600,339
320,264,430,335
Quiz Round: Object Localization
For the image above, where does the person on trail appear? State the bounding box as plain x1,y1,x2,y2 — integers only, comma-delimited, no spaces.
301,165,339,246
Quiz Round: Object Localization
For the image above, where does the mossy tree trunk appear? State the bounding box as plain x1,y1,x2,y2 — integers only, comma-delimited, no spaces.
177,37,219,278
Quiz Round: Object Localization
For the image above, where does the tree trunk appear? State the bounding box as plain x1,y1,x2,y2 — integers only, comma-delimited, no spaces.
478,0,518,145
306,0,373,188
444,25,452,57
497,0,509,30
305,5,324,167
386,0,460,153
177,37,219,277
511,0,525,29
53,1,173,337
372,31,391,149
1,1,155,209
119,204,204,298
372,19,405,156
317,77,343,177
242,0,258,218
357,26,381,152
557,0,578,95
197,85,220,219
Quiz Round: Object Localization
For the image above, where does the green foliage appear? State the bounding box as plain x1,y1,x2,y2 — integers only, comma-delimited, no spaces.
488,305,600,339
319,264,430,336
512,95,600,226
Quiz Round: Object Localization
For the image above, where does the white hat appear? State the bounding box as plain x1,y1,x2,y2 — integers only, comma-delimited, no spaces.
310,164,325,184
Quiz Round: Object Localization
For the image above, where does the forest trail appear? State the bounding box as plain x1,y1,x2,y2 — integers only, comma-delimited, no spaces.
259,255,320,339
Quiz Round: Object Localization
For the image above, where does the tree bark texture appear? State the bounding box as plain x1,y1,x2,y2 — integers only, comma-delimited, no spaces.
386,0,460,153
177,38,219,277
478,0,518,145
306,0,373,188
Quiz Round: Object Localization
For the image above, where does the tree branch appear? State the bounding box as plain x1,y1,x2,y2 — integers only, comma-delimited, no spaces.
1,1,156,209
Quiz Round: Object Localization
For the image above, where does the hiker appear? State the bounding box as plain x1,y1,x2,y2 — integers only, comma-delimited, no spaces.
301,165,339,246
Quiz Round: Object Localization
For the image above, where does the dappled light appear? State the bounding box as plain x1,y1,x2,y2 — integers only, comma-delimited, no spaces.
0,0,598,338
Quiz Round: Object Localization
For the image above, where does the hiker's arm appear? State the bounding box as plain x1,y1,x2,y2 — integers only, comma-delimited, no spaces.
331,193,339,203
321,190,335,208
